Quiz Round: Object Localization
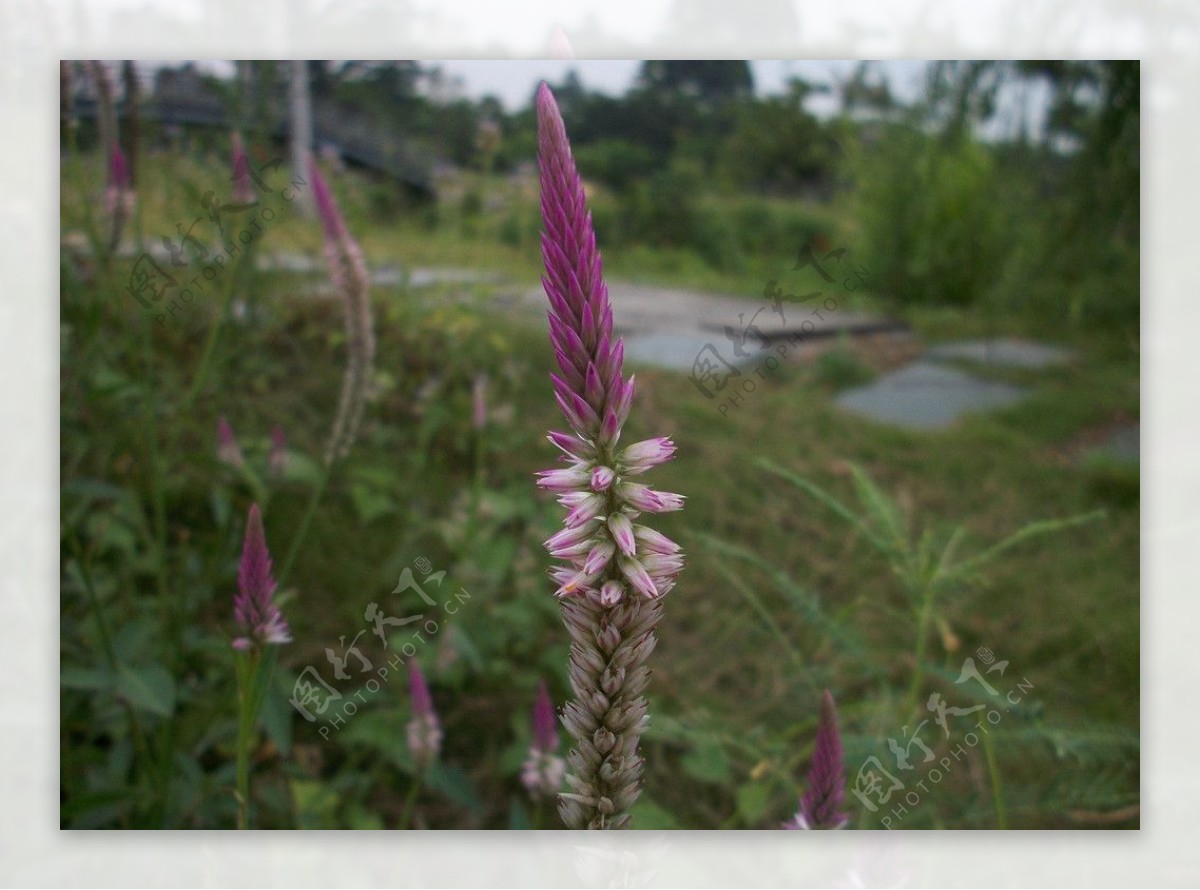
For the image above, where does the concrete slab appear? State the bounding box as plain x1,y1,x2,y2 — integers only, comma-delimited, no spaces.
926,338,1074,370
835,361,1029,431
1092,424,1140,464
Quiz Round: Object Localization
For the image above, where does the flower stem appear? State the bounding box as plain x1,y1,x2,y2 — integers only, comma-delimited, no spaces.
399,775,423,830
981,728,1007,829
277,463,333,590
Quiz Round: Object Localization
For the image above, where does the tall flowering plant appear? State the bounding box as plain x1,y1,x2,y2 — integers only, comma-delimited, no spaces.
535,83,685,830
231,503,290,828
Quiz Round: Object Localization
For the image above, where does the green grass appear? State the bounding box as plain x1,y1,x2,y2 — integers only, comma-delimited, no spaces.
60,150,1139,829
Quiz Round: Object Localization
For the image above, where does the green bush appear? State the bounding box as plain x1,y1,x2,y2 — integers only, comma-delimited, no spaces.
853,127,1014,308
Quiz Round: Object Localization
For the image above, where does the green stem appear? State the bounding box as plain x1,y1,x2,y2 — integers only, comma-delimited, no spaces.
277,462,333,590
138,301,174,828
904,582,937,718
179,252,248,413
235,656,254,829
981,729,1007,829
399,775,423,830
233,645,278,829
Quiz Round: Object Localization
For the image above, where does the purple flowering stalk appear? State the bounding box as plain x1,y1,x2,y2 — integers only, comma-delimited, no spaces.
535,83,685,829
216,415,245,468
309,156,375,466
276,161,374,588
407,660,443,772
522,680,566,808
402,660,442,829
105,142,134,251
231,504,290,828
783,690,849,830
269,424,288,478
230,131,255,206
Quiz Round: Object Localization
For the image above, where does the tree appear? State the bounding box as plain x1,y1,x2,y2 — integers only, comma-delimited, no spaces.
635,60,754,106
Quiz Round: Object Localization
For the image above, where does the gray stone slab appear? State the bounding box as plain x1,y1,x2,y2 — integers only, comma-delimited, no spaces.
926,338,1074,370
624,331,728,373
1094,424,1140,464
522,283,877,338
835,361,1029,430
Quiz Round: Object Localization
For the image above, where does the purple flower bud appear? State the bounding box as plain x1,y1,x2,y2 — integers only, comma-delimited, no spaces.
599,580,625,606
308,155,349,243
536,466,592,492
230,131,254,205
617,482,686,514
590,466,616,491
583,541,616,577
633,525,681,555
217,416,245,468
784,690,848,830
532,680,559,753
547,430,592,460
407,660,442,771
269,424,287,477
472,374,489,430
618,555,659,600
619,437,677,475
608,513,636,558
523,683,567,801
232,504,290,649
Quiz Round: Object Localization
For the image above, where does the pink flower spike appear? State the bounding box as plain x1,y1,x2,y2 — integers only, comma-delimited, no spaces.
269,424,287,477
407,660,442,771
532,680,559,753
472,374,489,430
308,155,349,242
231,131,254,205
108,143,130,191
232,504,290,649
522,680,567,800
535,83,685,829
784,690,848,830
608,513,636,558
217,416,245,468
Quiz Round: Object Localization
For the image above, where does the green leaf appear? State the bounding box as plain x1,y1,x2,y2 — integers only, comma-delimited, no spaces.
735,781,773,826
681,736,732,785
351,482,397,524
508,798,532,830
62,666,114,692
426,763,483,814
259,669,293,757
115,664,176,717
629,795,680,829
291,778,340,829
